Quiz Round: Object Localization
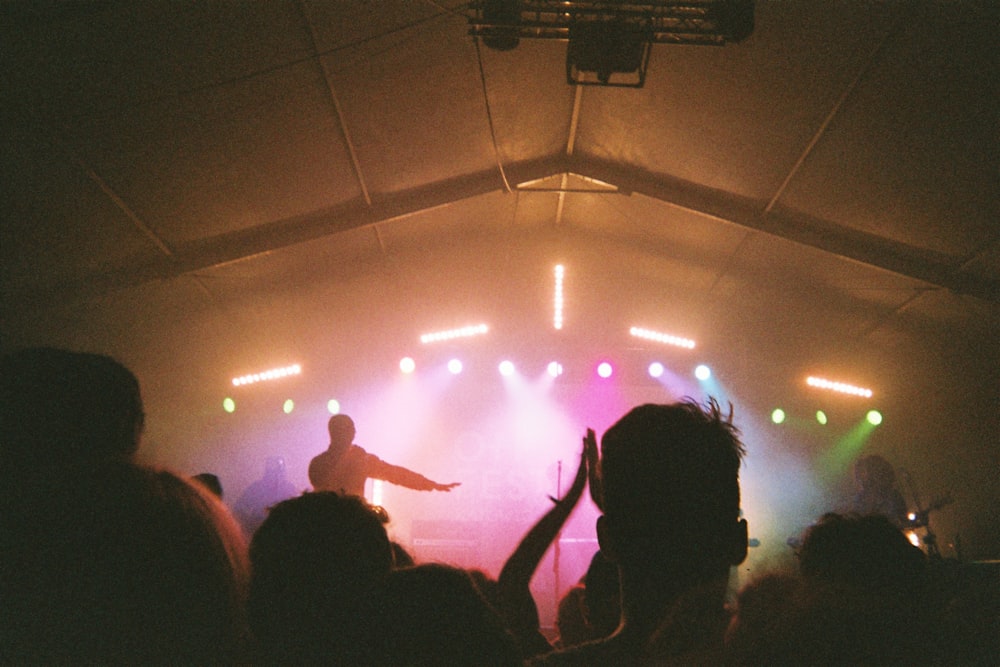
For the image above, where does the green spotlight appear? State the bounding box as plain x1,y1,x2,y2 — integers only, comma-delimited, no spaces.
283,399,294,414
816,410,827,425
771,408,786,424
818,416,880,482
866,410,883,426
223,397,236,413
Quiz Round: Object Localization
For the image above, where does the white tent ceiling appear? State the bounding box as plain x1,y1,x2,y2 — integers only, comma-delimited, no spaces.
2,1,998,559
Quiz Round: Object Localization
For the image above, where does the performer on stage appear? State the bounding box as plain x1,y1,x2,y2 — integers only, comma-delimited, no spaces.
851,454,908,528
308,414,460,497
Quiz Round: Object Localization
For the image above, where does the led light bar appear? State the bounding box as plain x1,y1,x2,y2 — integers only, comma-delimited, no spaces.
232,363,301,387
554,264,565,330
629,326,695,349
806,376,873,398
420,324,489,344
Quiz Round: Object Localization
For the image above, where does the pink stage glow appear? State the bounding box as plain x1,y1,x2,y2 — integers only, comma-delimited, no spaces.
207,351,830,629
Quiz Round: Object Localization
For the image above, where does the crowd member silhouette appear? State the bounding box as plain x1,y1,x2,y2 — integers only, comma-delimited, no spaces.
531,398,748,666
723,571,802,666
309,413,460,497
372,563,522,666
0,347,144,480
851,454,909,528
1,347,251,663
726,512,945,665
193,471,224,498
233,455,298,538
392,539,416,568
555,549,620,649
247,491,394,664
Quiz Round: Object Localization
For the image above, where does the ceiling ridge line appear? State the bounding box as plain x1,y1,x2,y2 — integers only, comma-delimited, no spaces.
763,2,916,215
49,121,175,260
554,86,588,225
13,159,565,308
473,36,513,193
298,0,372,207
566,155,1000,303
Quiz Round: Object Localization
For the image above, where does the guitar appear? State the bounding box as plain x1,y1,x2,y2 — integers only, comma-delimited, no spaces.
906,494,953,529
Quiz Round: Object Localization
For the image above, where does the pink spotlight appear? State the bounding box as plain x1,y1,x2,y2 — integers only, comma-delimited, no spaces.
547,361,563,377
597,362,613,378
648,362,664,378
400,357,416,374
448,359,463,375
499,360,515,377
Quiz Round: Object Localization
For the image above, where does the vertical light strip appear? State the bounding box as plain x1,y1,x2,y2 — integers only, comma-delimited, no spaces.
554,264,565,330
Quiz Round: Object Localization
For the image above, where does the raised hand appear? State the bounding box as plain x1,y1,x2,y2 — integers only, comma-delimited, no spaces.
494,434,593,658
585,427,604,512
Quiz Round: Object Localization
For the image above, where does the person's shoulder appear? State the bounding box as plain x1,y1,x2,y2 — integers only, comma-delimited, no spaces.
308,450,332,482
350,445,381,461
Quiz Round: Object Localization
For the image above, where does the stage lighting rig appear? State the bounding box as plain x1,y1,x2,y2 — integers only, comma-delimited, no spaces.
468,1,754,87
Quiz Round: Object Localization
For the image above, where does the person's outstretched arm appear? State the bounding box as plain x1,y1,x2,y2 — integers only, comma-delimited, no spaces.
365,453,460,492
495,429,595,658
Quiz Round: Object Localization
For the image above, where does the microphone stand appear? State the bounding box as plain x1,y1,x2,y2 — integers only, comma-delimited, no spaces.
553,460,562,611
901,468,941,560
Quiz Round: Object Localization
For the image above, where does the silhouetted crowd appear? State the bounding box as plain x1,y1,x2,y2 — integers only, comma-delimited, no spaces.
1,347,996,665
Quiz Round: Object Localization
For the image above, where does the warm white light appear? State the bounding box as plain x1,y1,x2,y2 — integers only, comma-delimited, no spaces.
695,365,711,381
806,376,873,398
554,264,565,330
547,361,563,377
282,399,295,414
597,362,613,378
399,357,416,374
420,324,489,344
448,359,463,375
648,362,664,378
629,326,696,350
499,360,515,376
327,399,341,414
232,363,302,387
